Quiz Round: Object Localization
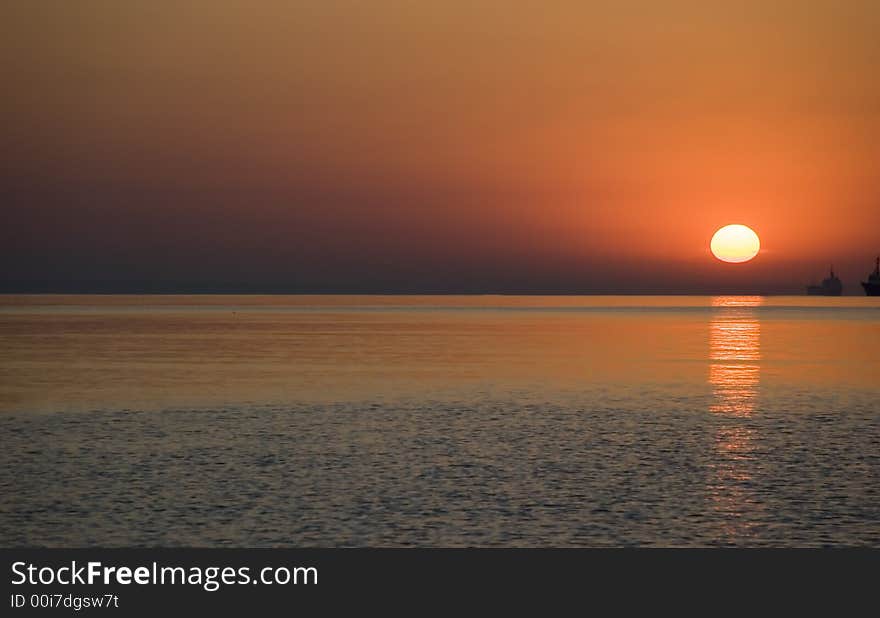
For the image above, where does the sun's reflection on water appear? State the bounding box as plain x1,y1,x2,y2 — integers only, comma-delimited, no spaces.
708,296,763,542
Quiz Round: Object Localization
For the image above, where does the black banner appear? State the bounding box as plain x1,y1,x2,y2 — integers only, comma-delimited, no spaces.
1,549,876,613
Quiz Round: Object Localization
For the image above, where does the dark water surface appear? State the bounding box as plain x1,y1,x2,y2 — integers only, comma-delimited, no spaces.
1,295,878,546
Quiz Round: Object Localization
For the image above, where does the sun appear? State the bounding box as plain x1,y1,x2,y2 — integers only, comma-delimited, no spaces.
710,224,760,263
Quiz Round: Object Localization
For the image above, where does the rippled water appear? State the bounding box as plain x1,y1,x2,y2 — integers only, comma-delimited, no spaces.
1,295,878,546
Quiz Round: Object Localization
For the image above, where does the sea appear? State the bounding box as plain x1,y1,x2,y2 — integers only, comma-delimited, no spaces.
0,294,878,546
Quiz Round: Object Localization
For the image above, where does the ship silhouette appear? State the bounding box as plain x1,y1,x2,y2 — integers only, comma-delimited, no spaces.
862,257,880,296
806,266,842,296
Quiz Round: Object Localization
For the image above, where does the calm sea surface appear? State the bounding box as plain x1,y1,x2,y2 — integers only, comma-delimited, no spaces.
1,295,878,546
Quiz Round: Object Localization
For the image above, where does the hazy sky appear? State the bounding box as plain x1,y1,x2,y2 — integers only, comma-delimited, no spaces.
3,1,880,293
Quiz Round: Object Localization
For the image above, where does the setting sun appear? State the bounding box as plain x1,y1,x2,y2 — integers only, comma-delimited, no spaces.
710,224,760,264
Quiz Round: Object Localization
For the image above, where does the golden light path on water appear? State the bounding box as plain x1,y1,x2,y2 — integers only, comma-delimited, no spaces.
708,296,763,541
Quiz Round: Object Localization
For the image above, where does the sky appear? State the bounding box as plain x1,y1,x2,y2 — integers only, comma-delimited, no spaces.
3,1,880,293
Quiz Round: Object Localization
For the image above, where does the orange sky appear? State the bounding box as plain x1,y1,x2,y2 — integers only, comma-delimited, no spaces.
2,1,880,292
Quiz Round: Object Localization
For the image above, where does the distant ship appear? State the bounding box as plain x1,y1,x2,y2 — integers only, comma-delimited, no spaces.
806,266,842,296
862,257,880,296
